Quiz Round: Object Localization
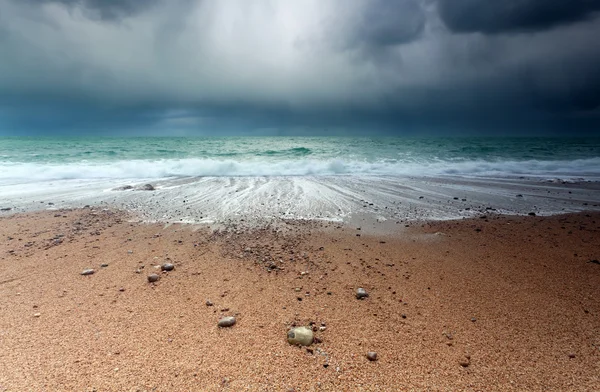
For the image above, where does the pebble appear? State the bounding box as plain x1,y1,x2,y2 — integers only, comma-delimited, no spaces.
287,326,314,346
206,300,214,306
33,313,41,318
218,316,236,328
161,263,175,271
147,273,160,283
367,352,378,361
356,287,369,299
100,263,109,268
80,269,95,276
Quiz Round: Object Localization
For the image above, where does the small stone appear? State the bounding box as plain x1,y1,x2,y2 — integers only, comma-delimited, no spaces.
33,313,41,318
319,326,326,332
118,288,125,292
367,352,378,361
287,326,314,346
471,317,477,322
100,263,109,268
568,353,576,358
147,273,160,283
161,263,175,271
356,288,369,299
139,184,155,191
218,316,236,328
80,269,95,276
459,358,470,367
206,300,214,306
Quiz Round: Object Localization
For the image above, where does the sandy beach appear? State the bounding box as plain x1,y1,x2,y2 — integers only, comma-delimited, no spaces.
0,208,598,391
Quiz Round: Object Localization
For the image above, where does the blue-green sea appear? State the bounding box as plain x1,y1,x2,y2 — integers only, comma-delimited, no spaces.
1,137,599,183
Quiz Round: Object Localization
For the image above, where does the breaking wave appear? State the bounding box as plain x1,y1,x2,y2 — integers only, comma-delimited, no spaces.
1,157,599,183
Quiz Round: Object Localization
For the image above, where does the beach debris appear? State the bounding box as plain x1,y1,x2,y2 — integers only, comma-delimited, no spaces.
147,273,160,283
138,184,155,191
161,263,175,271
80,269,95,276
287,326,314,346
218,316,236,328
367,352,378,361
459,355,471,367
206,300,214,306
356,287,369,299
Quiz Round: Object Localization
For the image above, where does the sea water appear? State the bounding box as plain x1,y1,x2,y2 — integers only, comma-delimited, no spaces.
1,137,599,182
1,136,599,225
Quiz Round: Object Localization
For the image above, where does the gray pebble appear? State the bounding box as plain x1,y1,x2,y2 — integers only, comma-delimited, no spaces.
81,269,95,276
356,287,369,299
206,300,214,306
147,273,160,283
100,263,109,268
218,316,236,328
367,352,378,361
161,263,175,271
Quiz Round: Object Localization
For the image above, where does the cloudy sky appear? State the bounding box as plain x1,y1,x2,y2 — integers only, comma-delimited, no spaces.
0,0,599,136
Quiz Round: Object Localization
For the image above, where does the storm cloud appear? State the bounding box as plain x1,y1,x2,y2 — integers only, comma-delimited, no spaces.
437,0,600,34
0,0,599,135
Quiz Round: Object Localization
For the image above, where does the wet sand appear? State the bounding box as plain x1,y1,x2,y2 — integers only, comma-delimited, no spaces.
0,209,599,391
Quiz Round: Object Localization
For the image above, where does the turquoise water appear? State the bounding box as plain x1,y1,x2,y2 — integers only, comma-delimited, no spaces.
1,136,599,182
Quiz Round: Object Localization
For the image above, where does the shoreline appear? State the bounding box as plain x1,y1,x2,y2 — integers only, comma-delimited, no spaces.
1,207,599,390
1,174,600,232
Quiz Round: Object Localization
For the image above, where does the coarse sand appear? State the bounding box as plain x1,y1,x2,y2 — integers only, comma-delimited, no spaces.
0,208,599,391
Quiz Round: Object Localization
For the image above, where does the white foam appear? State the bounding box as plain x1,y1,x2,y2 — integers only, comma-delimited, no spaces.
1,157,599,184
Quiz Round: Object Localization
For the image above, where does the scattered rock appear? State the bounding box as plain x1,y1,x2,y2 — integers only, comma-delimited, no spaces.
33,313,41,318
218,316,236,328
147,273,160,283
588,259,600,265
161,263,175,271
113,185,133,191
366,352,378,361
206,300,214,306
568,353,576,359
287,326,314,346
80,269,95,276
0,207,12,211
356,287,369,299
118,288,125,292
528,212,536,216
100,263,109,268
138,184,155,191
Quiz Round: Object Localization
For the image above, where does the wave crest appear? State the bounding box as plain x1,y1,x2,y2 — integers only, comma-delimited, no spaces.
0,157,599,182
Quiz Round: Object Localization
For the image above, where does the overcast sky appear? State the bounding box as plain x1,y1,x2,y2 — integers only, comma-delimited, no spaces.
1,0,599,136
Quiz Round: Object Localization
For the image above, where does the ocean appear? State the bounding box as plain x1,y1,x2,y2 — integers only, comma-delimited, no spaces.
1,136,600,181
1,136,600,226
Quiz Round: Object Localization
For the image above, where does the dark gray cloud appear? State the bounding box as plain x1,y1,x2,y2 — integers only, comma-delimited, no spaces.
348,0,425,48
438,0,600,34
0,0,599,135
20,0,160,20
